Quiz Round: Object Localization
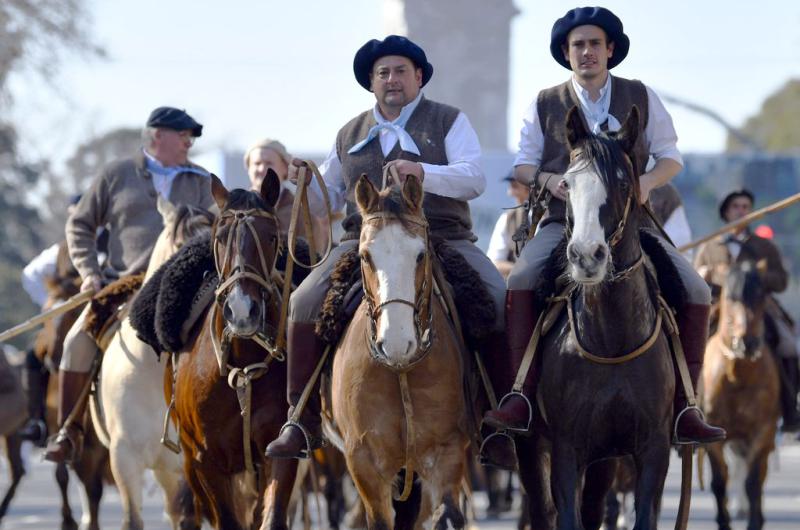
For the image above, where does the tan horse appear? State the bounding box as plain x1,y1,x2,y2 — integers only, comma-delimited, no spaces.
330,176,470,530
702,259,780,530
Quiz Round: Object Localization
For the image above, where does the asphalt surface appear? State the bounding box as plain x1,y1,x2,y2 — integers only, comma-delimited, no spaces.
1,437,798,529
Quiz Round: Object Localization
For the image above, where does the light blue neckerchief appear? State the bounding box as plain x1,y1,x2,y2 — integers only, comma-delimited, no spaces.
572,75,620,133
143,150,210,179
347,92,423,155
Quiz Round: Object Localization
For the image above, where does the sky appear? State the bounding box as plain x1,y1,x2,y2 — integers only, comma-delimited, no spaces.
7,0,800,172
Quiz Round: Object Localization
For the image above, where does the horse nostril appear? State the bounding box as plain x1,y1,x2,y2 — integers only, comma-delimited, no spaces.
593,245,607,262
567,244,579,263
249,303,260,321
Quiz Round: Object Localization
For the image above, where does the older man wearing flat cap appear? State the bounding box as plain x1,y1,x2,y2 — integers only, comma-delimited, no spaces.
45,106,215,463
482,6,726,456
266,35,509,461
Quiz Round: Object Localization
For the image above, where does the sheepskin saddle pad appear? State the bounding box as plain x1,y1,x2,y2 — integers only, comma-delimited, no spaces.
315,237,496,349
130,234,312,355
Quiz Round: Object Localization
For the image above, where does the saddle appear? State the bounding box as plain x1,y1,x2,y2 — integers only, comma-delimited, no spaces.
82,273,146,350
129,234,314,356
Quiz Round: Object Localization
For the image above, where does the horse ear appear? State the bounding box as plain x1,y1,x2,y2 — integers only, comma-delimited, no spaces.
156,195,178,225
260,168,281,207
211,174,229,210
355,174,379,214
617,106,640,155
566,105,590,149
402,175,424,213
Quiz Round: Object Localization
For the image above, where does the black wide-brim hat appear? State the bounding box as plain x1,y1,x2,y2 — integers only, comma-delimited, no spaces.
550,6,630,70
146,107,203,137
719,189,755,219
353,35,433,91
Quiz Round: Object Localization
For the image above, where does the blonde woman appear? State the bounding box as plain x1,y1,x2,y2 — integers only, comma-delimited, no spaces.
243,139,330,255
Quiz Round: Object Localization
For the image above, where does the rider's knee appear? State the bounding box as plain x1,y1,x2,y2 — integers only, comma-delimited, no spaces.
684,274,712,306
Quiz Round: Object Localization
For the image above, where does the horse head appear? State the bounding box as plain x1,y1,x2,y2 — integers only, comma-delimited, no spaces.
147,197,215,279
211,170,281,338
355,174,433,371
564,105,642,285
720,259,769,359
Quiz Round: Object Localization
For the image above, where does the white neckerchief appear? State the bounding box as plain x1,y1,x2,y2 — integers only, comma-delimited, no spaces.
347,91,424,155
571,74,620,133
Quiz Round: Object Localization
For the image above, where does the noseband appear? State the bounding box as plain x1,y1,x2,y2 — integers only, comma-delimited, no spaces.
360,212,434,372
210,207,284,375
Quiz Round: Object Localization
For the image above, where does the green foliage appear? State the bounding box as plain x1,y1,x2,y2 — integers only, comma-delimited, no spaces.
727,79,800,153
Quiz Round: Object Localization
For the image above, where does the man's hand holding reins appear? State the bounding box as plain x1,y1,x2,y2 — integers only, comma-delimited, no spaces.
384,160,424,185
538,171,567,201
80,274,102,293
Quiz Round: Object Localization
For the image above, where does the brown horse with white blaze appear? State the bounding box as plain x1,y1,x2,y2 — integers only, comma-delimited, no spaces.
329,175,470,530
702,259,780,530
168,171,298,530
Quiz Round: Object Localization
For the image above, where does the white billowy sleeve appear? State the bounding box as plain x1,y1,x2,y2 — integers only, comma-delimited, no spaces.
418,112,485,201
306,142,347,216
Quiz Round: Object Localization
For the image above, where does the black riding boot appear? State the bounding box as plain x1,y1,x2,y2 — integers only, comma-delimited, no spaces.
266,321,326,459
673,303,727,444
18,350,49,446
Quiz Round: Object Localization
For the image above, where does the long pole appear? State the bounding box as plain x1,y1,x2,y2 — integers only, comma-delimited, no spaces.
678,191,800,252
0,290,93,343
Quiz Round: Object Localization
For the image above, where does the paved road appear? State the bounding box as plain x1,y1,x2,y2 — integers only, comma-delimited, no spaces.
2,438,799,529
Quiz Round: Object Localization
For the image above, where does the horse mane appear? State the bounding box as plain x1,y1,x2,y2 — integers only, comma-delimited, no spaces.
223,189,273,213
572,132,640,215
171,204,215,242
372,187,419,235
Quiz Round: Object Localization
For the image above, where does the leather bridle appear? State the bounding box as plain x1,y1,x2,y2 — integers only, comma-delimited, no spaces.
360,212,434,372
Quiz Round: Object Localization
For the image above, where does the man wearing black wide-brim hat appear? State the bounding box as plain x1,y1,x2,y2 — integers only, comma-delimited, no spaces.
482,6,726,456
44,106,214,463
266,35,510,461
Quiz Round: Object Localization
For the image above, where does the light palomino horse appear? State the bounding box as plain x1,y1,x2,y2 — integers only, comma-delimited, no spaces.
330,175,470,530
92,198,213,530
701,259,779,530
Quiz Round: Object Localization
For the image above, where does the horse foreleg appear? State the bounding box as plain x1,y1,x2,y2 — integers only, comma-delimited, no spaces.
706,443,732,530
153,467,200,530
77,462,105,530
109,439,145,530
346,449,394,530
581,459,617,530
0,434,25,522
631,442,669,530
55,462,79,530
744,448,770,530
260,458,299,530
516,436,555,530
550,442,581,530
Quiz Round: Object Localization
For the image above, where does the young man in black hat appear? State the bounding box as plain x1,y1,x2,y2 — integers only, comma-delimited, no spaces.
44,107,214,463
266,35,510,461
695,190,800,432
482,6,726,453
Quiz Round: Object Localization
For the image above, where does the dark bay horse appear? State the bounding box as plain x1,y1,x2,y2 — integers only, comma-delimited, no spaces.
169,172,298,529
701,259,779,530
516,107,676,530
329,176,470,530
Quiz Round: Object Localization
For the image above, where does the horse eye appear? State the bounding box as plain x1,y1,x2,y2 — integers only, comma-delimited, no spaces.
360,252,370,264
416,252,424,264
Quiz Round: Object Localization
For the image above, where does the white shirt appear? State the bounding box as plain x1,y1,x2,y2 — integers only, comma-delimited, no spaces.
487,212,515,262
514,75,683,168
21,243,60,308
308,93,485,215
663,205,693,261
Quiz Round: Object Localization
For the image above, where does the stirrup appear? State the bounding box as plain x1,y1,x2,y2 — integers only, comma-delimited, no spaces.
45,424,83,463
491,391,534,433
275,421,323,459
478,431,517,471
672,405,704,445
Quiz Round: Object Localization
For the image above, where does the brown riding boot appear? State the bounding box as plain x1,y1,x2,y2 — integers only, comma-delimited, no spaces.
478,332,519,470
483,290,540,433
673,303,727,445
266,321,326,459
44,370,91,463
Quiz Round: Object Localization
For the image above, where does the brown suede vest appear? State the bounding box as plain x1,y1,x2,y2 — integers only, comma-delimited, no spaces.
336,97,475,241
537,76,650,224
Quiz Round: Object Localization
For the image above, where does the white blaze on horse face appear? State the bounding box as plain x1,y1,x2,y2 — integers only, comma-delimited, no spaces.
366,223,426,367
224,251,258,335
565,161,609,283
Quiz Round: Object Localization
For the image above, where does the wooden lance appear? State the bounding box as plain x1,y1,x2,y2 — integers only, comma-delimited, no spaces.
678,191,800,253
0,290,93,343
